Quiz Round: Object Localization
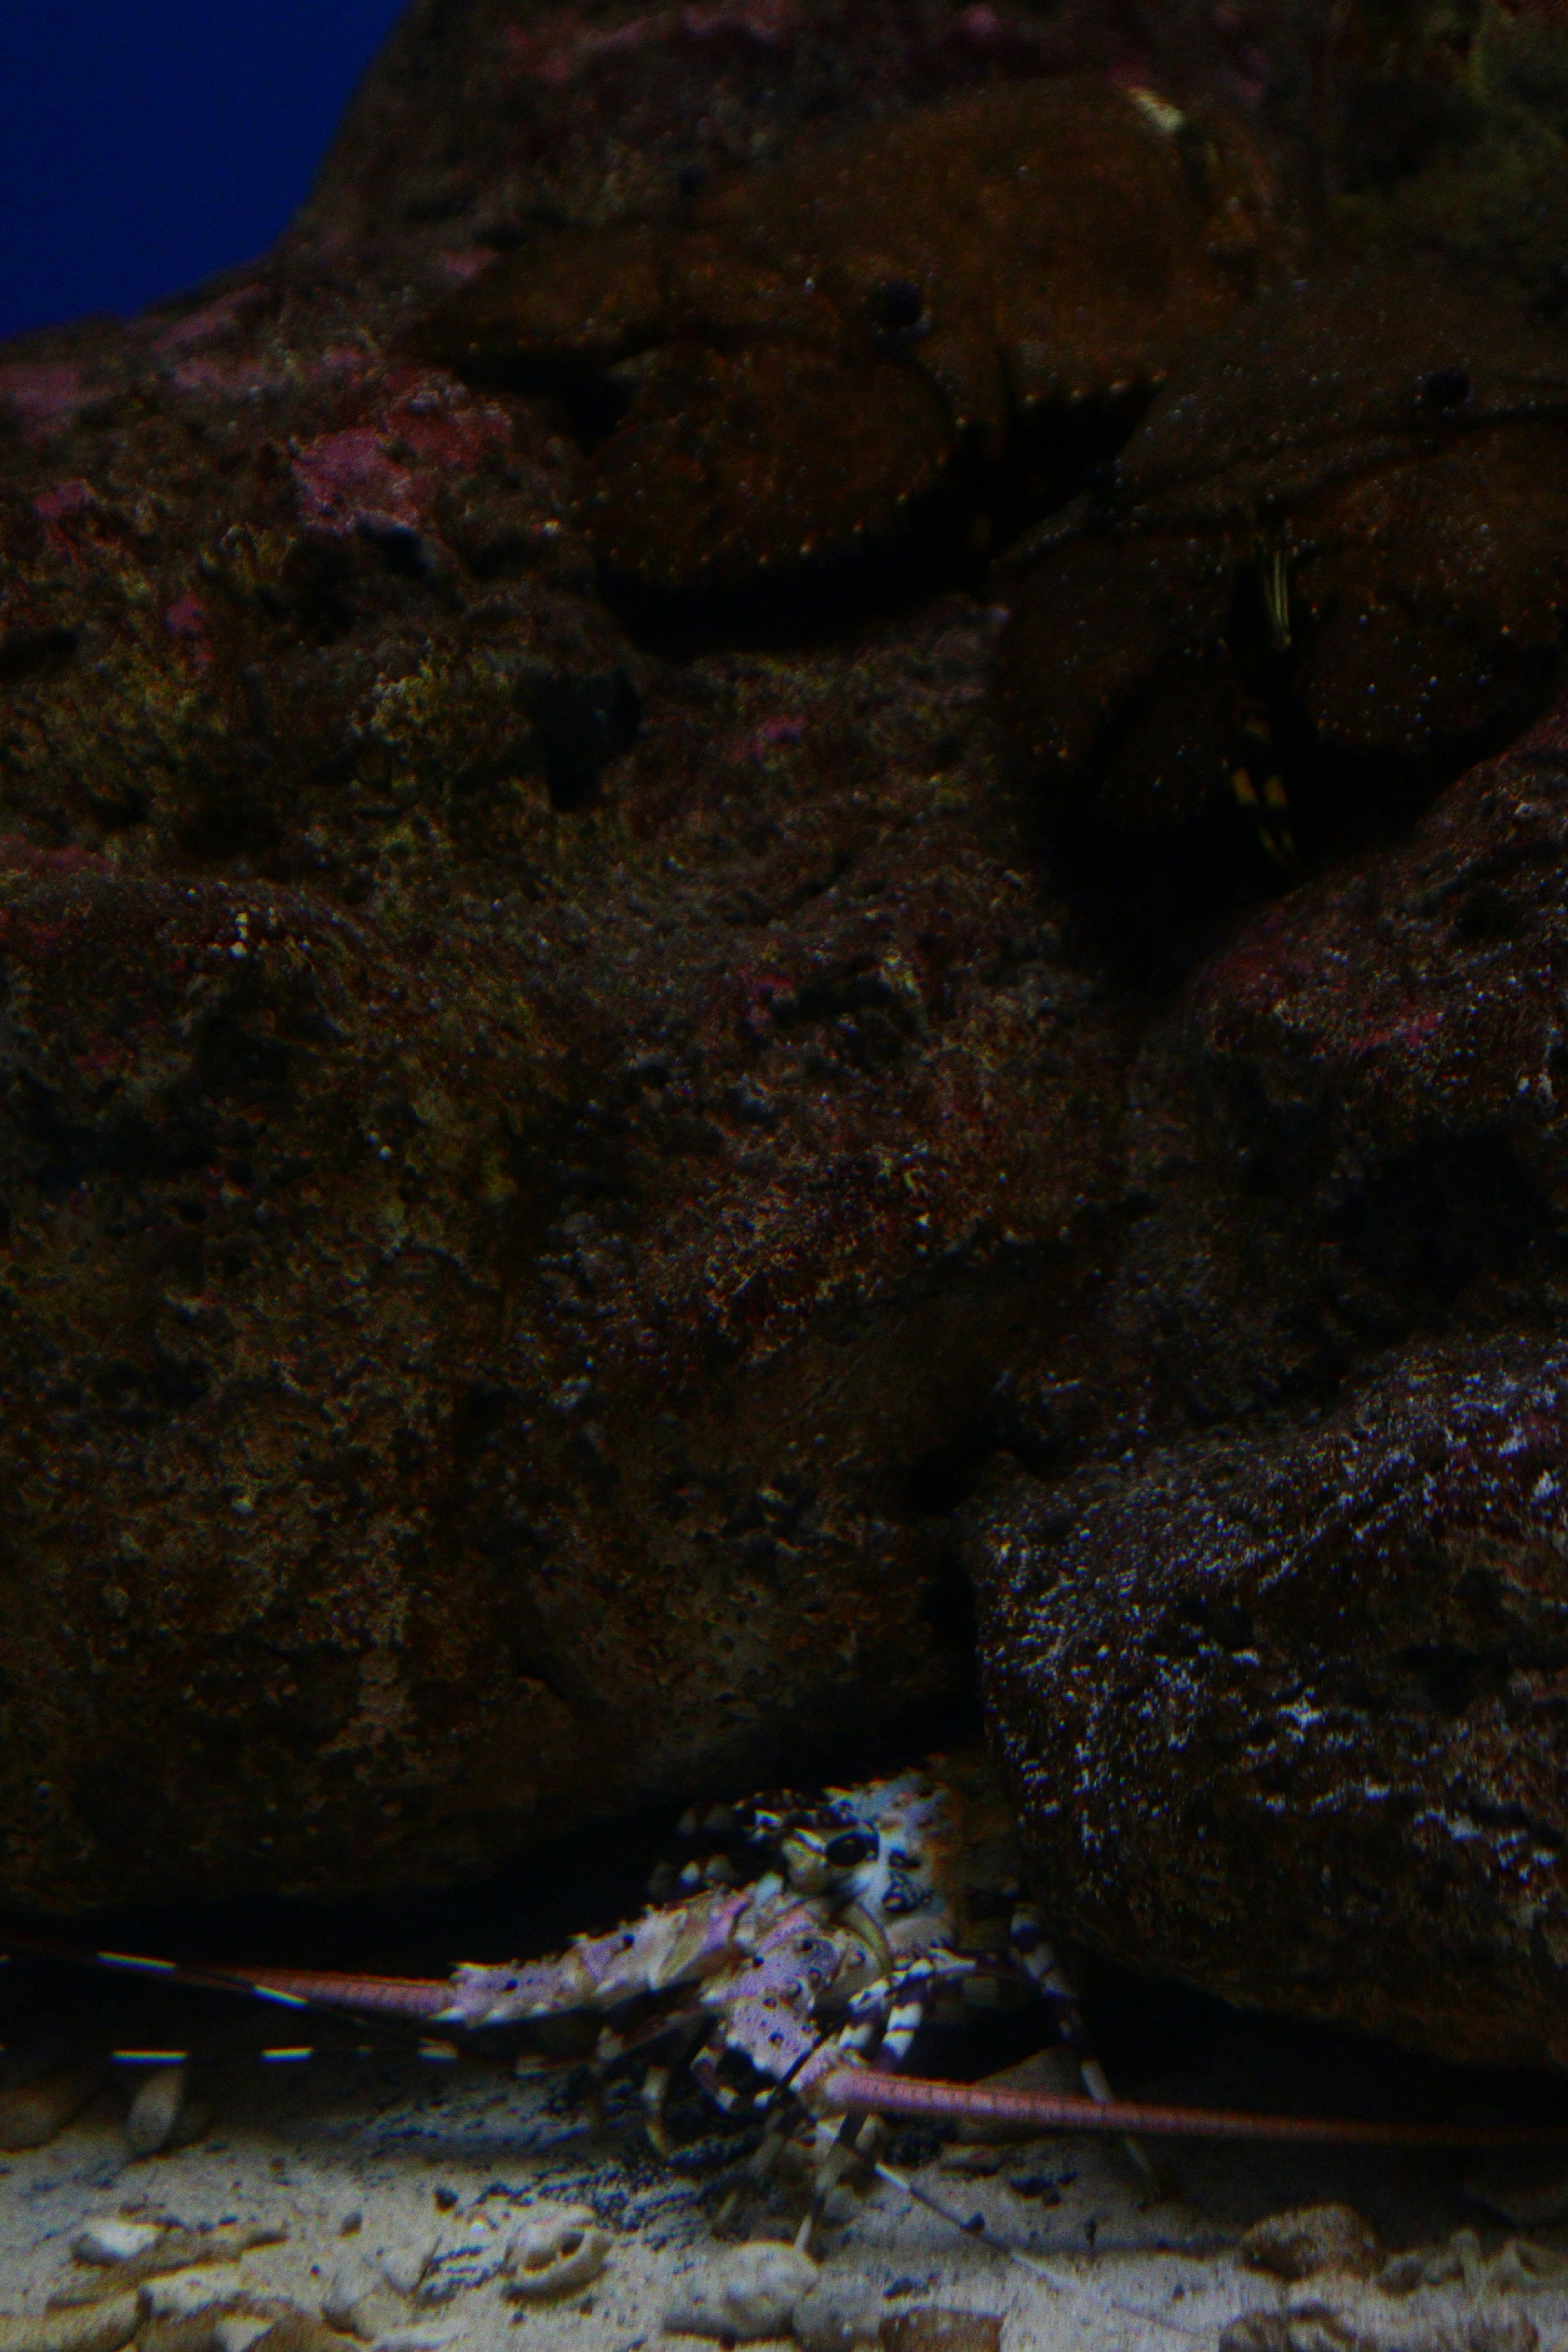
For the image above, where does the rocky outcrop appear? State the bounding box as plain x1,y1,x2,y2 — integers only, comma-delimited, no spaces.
0,261,1131,1906
967,1332,1568,2072
966,712,1568,2071
1110,705,1568,1425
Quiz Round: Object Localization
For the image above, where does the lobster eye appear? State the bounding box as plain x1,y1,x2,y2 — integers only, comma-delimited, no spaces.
824,1831,875,1868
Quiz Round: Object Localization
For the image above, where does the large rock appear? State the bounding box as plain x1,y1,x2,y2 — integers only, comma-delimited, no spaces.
966,709,1568,2071
966,1332,1568,2072
2,0,1325,1914
0,460,1136,1909
1109,706,1568,1428
295,0,1310,264
0,65,1140,1902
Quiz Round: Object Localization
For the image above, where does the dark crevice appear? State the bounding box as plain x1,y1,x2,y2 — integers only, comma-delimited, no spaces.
1334,1129,1557,1299
0,623,78,684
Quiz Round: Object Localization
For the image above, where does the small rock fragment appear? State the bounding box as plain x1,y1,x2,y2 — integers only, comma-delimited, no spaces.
73,2220,168,2266
1488,2242,1568,2291
244,2316,351,2352
50,2226,287,2308
321,2265,408,2343
1220,2303,1539,2352
374,2237,439,2301
1470,2322,1542,2352
503,2207,611,2303
418,2213,508,2303
214,2320,274,2352
139,2268,249,2322
0,2300,141,2352
0,2062,106,2151
792,2279,882,2352
140,2319,234,2352
125,2066,212,2158
663,2244,819,2340
1238,2208,1383,2283
1377,2231,1568,2299
879,2314,1002,2352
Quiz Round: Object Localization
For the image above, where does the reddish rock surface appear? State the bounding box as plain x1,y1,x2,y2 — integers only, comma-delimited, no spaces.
0,1,1155,1899
0,547,1131,1909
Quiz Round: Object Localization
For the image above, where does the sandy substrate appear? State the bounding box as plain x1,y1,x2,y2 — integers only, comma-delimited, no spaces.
4,2032,1568,2352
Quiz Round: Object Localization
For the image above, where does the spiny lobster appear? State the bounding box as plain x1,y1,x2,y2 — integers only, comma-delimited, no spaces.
6,1754,1567,2206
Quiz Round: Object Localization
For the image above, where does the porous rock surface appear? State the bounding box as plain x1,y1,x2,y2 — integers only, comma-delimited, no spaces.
0,2,1160,1911
966,713,1568,2070
0,416,1127,1905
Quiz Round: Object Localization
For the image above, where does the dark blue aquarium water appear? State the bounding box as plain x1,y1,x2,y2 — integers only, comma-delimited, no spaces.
0,0,405,341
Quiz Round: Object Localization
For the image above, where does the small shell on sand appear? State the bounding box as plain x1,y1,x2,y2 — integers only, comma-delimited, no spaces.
502,2206,612,2303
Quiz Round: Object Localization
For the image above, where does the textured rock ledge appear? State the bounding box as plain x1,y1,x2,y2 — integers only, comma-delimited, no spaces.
967,1332,1568,2070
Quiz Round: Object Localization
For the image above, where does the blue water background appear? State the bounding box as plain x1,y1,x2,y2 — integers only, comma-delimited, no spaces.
0,0,406,341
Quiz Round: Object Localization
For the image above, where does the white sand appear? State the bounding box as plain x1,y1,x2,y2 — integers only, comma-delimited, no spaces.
3,2042,1566,2352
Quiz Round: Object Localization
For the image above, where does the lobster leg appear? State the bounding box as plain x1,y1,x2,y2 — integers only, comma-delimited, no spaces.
794,1962,944,2250
1010,1904,1160,2187
638,2012,710,2154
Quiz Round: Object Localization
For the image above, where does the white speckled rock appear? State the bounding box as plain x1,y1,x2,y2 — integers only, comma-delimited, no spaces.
663,2244,820,2341
791,2277,882,2352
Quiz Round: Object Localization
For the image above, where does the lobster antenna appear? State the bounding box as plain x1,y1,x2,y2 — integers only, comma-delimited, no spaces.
865,2154,1209,2343
824,2069,1568,2150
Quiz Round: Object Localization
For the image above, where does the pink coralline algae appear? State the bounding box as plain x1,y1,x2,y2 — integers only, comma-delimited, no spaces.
290,372,512,538
162,594,212,666
0,363,94,435
31,478,101,566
